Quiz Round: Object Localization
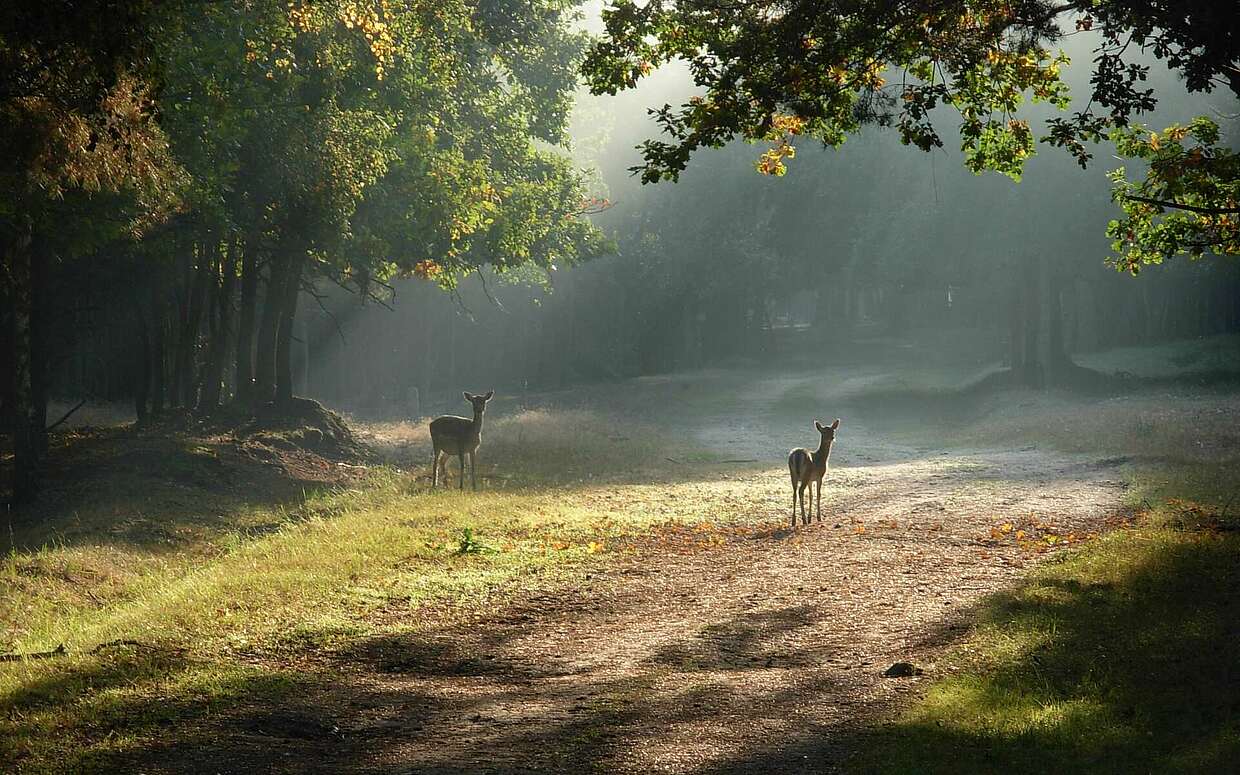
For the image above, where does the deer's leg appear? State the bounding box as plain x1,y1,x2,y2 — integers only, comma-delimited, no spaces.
431,448,440,486
469,450,477,491
790,474,798,525
815,478,822,522
458,452,465,490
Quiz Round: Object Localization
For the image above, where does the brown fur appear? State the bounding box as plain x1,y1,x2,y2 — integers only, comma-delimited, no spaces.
787,418,839,526
430,390,493,490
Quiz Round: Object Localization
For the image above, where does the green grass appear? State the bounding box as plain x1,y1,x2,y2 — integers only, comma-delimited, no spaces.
852,492,1240,774
0,400,757,773
846,343,1240,774
6,344,1240,772
1,464,720,771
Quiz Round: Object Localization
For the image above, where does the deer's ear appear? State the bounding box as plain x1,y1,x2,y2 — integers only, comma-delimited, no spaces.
463,392,473,401
814,421,825,432
831,418,840,429
483,390,494,401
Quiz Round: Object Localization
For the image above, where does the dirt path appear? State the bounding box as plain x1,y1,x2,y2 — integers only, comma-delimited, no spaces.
336,484,1122,771
218,375,1130,774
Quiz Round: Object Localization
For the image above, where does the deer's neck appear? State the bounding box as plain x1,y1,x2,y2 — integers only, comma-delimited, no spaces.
472,410,485,434
814,438,833,465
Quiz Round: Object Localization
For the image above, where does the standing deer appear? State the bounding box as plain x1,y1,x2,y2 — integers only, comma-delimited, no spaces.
430,390,494,490
788,418,839,526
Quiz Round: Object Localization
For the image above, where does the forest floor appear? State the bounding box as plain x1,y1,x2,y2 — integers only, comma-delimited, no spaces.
3,341,1240,773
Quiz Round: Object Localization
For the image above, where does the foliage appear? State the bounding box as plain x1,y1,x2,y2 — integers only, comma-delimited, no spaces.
1107,118,1240,272
455,525,494,555
0,4,181,203
583,0,1240,264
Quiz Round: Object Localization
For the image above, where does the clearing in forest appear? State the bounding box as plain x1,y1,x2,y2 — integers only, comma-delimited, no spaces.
4,360,1236,773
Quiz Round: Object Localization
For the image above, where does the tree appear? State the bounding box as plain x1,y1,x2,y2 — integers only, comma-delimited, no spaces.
582,0,1240,268
2,0,610,504
1,2,180,503
1108,118,1240,272
160,0,608,408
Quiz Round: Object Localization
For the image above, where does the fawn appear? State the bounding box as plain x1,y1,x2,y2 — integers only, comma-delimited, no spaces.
430,390,493,490
788,418,839,526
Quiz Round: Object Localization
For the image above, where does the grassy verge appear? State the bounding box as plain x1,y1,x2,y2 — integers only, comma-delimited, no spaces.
0,474,605,769
853,490,1240,773
850,375,1240,773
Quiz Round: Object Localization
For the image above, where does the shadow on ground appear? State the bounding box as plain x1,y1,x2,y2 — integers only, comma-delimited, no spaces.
54,518,1237,774
2,425,356,554
836,524,1240,774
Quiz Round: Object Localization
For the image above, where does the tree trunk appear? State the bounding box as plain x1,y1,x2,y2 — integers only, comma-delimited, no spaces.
30,235,50,456
234,237,259,404
297,315,310,396
1043,271,1071,385
274,250,305,404
1,273,15,503
1008,259,1082,388
150,282,167,418
176,237,212,408
134,307,150,424
4,220,38,504
169,235,189,407
198,238,238,413
253,252,290,405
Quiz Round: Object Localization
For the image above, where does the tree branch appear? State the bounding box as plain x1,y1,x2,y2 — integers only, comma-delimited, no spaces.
1123,195,1240,215
45,399,87,432
475,268,505,311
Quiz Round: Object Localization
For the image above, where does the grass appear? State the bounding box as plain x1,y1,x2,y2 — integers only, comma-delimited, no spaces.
852,492,1240,774
0,401,756,773
2,474,605,769
5,338,1240,772
846,339,1240,774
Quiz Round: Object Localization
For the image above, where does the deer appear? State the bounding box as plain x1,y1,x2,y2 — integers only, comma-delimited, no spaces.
788,418,839,527
429,390,494,491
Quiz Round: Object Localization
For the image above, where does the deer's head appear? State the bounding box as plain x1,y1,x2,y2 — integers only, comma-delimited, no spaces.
814,418,840,444
463,390,494,415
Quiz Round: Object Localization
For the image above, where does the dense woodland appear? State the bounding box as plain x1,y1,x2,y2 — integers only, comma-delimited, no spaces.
3,1,1239,502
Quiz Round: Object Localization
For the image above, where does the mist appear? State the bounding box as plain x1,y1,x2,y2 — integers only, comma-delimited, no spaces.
4,3,1240,772
295,36,1239,419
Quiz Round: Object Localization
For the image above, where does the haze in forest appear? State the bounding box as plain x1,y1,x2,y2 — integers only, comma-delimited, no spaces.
282,35,1239,420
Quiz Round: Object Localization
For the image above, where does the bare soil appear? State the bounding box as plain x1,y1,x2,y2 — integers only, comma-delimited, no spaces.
132,372,1133,774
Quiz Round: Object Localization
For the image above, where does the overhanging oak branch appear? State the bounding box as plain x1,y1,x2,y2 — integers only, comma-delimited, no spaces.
1123,195,1240,215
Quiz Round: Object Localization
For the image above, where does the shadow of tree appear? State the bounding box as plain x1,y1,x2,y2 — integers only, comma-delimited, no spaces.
808,531,1240,774
3,426,347,554
55,594,869,774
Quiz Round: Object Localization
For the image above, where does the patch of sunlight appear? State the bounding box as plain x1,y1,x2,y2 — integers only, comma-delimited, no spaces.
967,617,1056,667
1022,697,1108,734
1018,581,1077,607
